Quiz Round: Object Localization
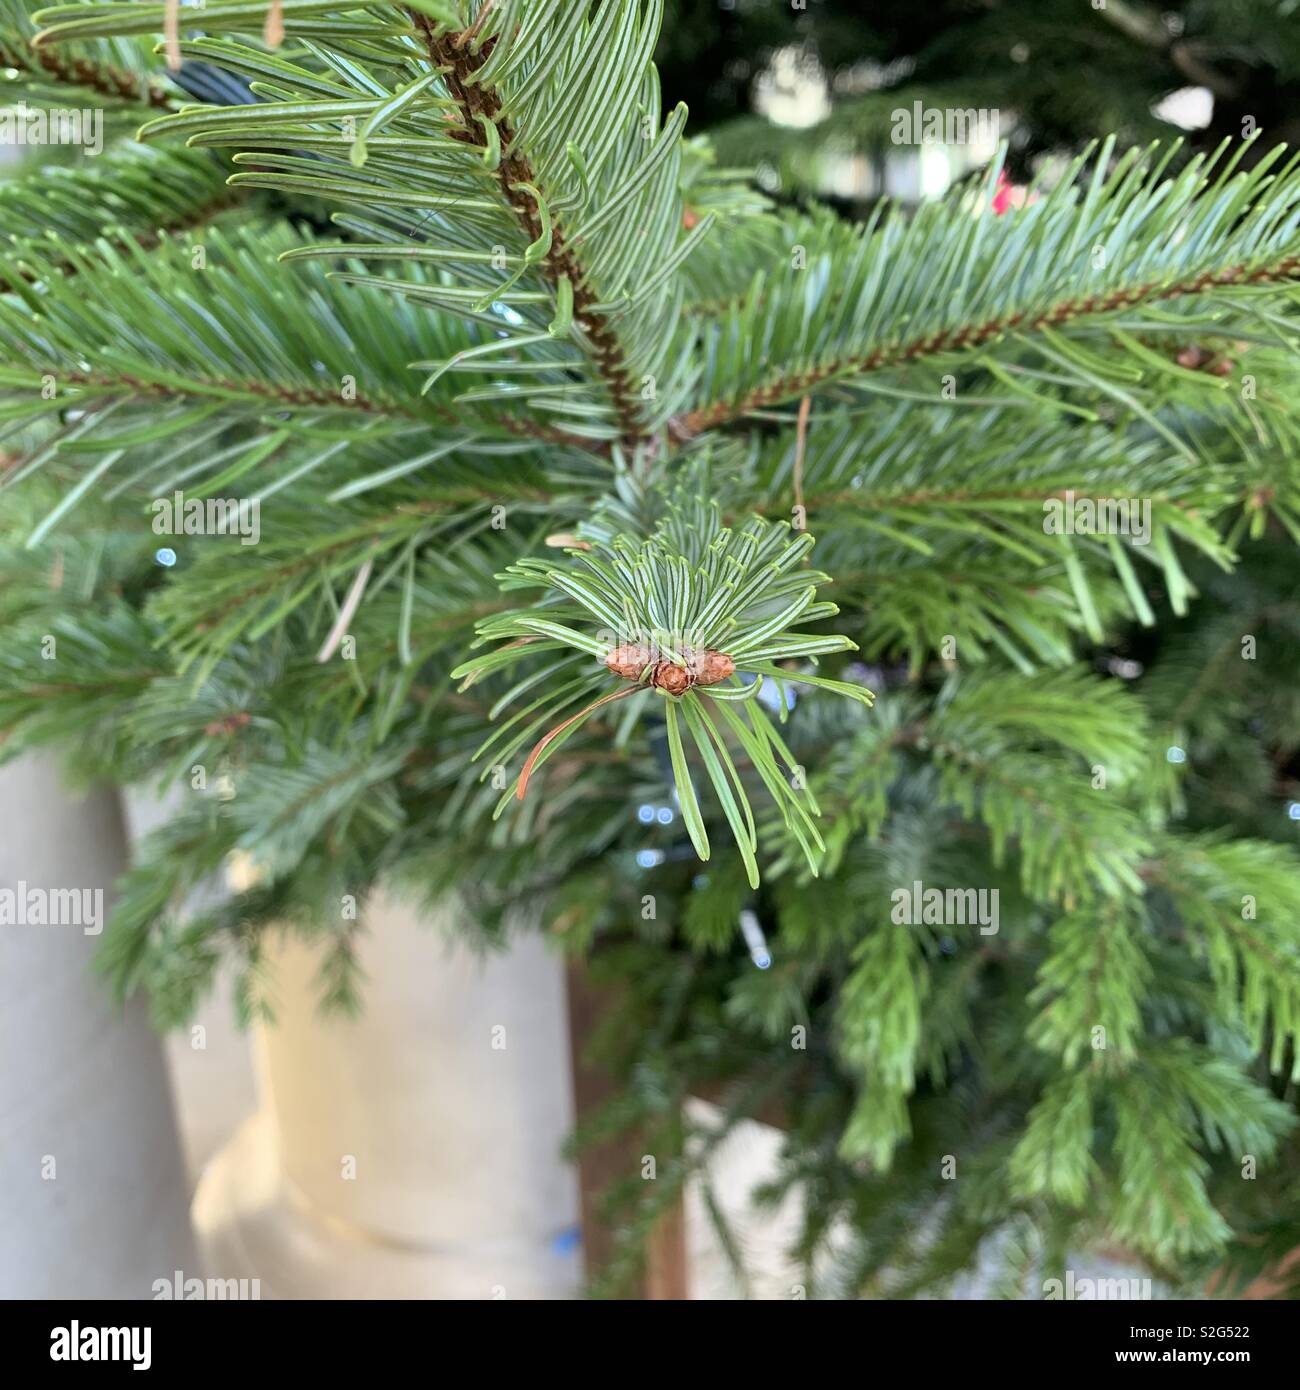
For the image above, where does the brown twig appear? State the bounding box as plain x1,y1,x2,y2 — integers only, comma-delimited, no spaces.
407,8,647,452
793,394,810,524
12,36,175,109
15,361,597,461
517,686,639,800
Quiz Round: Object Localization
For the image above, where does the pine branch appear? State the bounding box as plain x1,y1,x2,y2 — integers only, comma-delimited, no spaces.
0,29,174,108
670,140,1300,435
46,366,418,419
0,607,163,774
40,2,706,448
451,480,872,886
1152,836,1300,1073
406,7,646,450
679,249,1300,436
1028,902,1151,1065
742,398,1249,663
2,0,188,118
0,149,242,284
0,221,602,511
13,0,1300,1296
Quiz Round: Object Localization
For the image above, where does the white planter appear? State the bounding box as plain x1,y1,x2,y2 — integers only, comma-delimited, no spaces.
193,891,581,1298
0,753,197,1298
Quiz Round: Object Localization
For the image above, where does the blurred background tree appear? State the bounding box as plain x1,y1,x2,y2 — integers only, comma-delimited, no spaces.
657,0,1300,195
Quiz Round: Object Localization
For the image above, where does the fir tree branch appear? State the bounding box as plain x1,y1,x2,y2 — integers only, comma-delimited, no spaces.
45,366,421,419
405,7,647,450
31,362,599,451
0,30,174,108
47,2,698,451
13,0,1300,1294
0,145,243,283
0,221,601,468
677,250,1300,436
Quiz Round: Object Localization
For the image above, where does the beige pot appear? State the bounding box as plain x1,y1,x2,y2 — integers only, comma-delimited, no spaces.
193,891,581,1298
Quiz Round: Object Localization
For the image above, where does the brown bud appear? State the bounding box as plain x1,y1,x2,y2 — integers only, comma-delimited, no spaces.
652,661,694,695
692,649,736,686
605,644,655,681
204,711,252,737
1176,345,1207,370
607,643,737,696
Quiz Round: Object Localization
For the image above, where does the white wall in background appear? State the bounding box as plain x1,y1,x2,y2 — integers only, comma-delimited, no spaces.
0,755,197,1297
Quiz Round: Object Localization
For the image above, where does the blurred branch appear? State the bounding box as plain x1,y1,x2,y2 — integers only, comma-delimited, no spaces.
1097,0,1243,101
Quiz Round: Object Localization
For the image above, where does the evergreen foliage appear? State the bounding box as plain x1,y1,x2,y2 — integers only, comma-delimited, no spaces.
3,0,1300,1296
699,0,1300,194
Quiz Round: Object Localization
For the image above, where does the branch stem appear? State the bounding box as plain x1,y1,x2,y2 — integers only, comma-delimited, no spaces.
407,7,647,451
677,252,1300,436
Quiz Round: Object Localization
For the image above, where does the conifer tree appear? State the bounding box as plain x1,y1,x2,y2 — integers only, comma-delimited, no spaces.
3,0,1300,1296
703,0,1300,190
